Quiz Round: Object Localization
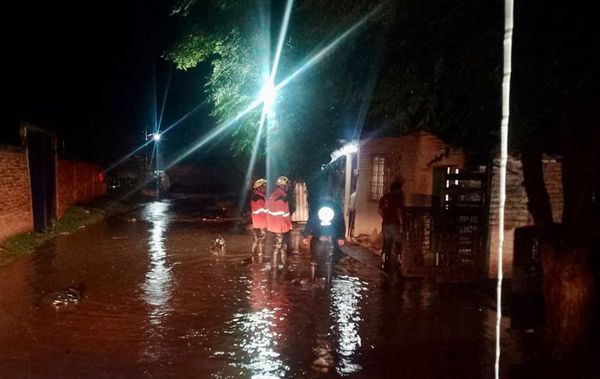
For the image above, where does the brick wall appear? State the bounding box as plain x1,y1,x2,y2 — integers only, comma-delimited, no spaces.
0,146,33,241
0,146,107,241
56,159,107,218
487,155,563,278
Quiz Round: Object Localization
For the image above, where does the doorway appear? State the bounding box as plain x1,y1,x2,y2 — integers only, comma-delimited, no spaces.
23,125,56,232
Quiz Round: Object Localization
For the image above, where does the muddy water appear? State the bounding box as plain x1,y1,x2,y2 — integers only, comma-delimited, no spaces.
0,199,526,378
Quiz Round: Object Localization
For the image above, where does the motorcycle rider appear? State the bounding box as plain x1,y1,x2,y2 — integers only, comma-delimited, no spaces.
250,178,268,259
267,176,292,268
302,192,346,280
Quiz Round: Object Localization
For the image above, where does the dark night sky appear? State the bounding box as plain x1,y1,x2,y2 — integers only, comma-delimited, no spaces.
1,0,225,167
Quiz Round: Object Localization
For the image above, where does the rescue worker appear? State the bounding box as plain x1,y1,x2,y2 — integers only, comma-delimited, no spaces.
267,176,292,267
250,178,268,258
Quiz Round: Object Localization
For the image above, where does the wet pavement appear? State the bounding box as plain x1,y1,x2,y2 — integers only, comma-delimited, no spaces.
0,198,574,378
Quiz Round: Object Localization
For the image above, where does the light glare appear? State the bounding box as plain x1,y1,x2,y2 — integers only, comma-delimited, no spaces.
260,80,277,115
318,206,335,226
330,141,359,163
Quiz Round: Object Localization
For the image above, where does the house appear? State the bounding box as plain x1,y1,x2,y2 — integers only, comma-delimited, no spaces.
327,131,563,282
330,131,488,281
352,131,466,239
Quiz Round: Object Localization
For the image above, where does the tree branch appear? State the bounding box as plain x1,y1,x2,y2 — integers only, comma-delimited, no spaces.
521,148,554,240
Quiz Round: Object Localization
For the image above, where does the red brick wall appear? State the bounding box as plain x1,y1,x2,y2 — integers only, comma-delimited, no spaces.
0,147,108,242
56,159,107,218
0,146,33,241
487,155,563,278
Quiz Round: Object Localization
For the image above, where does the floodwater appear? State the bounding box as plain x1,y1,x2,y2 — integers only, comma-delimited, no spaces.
0,199,574,378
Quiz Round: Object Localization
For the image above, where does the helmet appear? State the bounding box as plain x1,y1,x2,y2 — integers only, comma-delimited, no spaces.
253,178,267,189
276,176,290,187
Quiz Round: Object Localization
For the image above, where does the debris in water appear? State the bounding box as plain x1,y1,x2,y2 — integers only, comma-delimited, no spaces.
312,337,335,372
48,283,86,310
240,257,253,265
210,235,226,255
291,277,311,287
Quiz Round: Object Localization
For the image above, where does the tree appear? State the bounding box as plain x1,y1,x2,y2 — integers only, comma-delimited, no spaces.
166,0,387,179
166,0,600,355
370,0,600,355
511,0,600,354
367,0,503,161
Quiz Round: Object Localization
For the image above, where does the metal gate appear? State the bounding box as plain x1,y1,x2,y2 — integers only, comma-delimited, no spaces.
402,170,488,282
22,124,57,232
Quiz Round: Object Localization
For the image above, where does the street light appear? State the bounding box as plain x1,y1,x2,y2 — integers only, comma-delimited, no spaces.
260,80,277,115
145,131,161,142
144,131,161,185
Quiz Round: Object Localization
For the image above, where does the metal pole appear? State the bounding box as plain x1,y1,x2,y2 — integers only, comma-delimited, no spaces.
495,0,514,377
344,153,352,236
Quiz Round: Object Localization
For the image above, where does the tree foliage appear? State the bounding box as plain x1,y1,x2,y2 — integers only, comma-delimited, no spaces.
167,0,599,209
367,0,503,160
166,0,386,179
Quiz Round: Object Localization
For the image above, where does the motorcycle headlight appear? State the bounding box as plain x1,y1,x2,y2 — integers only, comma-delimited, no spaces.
318,206,334,226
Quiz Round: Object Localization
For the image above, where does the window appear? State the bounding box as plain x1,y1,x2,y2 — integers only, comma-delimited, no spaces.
370,156,385,200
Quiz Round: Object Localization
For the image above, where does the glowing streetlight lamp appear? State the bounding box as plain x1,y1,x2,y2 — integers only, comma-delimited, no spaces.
260,80,277,115
146,132,161,142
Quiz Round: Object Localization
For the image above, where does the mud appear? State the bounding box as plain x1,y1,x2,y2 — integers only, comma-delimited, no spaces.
0,198,595,378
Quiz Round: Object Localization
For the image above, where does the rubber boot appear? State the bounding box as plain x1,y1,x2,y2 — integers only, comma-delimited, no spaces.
381,252,390,273
310,262,317,282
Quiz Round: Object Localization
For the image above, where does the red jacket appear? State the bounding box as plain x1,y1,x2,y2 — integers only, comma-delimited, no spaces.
267,187,292,233
250,190,267,229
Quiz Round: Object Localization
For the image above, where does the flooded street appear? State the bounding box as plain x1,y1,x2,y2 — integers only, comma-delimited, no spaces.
0,199,546,378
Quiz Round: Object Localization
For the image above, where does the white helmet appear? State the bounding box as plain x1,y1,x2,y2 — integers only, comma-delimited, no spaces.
253,178,267,189
276,176,290,187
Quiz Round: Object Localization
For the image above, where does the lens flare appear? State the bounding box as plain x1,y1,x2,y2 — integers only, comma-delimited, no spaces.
104,139,154,173
260,80,277,115
164,3,385,178
158,66,174,131
276,4,384,91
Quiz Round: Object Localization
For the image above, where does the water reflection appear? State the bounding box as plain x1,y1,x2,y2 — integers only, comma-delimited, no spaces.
223,268,289,378
230,309,287,378
142,201,173,328
331,275,365,375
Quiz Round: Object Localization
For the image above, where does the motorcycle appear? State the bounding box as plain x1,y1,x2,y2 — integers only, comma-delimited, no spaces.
309,206,338,283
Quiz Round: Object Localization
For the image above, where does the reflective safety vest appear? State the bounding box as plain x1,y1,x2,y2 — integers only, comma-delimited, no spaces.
267,187,292,233
250,190,267,229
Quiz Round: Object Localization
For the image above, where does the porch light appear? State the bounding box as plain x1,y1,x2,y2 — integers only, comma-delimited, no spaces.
329,141,359,163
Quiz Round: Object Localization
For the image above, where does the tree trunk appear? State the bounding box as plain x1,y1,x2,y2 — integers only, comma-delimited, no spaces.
520,148,554,239
542,246,596,355
521,148,598,355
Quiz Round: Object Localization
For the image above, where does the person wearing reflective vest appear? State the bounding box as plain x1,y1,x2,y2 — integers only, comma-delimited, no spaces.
267,176,292,267
250,178,268,258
